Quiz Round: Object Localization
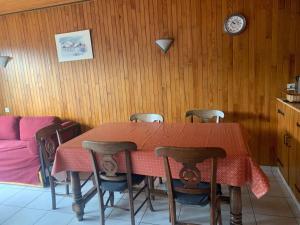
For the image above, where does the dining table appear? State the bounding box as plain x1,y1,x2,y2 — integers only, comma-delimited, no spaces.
52,122,270,225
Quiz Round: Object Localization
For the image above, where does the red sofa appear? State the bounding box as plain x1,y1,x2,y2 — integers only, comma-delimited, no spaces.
0,116,60,185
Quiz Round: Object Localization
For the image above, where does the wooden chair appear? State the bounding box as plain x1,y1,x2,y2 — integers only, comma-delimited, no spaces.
185,110,225,123
155,146,226,225
36,122,90,210
82,141,154,225
129,113,164,123
130,113,164,187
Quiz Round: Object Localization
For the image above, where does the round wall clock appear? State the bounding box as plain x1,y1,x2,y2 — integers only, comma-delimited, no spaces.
224,14,247,35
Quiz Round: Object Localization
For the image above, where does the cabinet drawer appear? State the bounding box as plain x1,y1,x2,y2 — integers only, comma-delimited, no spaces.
277,108,285,116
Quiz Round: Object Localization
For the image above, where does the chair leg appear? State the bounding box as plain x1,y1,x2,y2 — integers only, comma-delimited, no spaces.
97,189,105,225
210,200,216,225
159,177,163,184
168,202,171,223
148,176,155,200
65,184,70,195
128,185,135,225
217,199,222,225
49,175,56,210
169,200,176,225
109,191,114,207
65,171,70,195
144,178,154,212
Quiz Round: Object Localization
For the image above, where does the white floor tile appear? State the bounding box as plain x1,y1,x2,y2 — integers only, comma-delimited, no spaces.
272,167,283,179
221,193,254,214
122,191,148,202
26,191,64,211
84,195,114,218
0,205,22,224
0,186,22,203
21,186,48,192
178,205,211,225
141,198,179,225
238,212,257,225
216,211,256,225
2,167,300,225
80,181,94,193
178,205,256,225
54,197,74,214
0,183,25,190
68,216,101,225
104,218,138,225
263,179,290,198
2,208,46,225
251,196,294,217
287,198,300,218
108,198,147,223
2,189,42,207
260,166,274,177
255,214,299,225
34,211,74,225
141,208,172,225
51,184,71,195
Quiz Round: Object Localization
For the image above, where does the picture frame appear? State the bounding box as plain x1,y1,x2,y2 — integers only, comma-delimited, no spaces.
55,29,93,62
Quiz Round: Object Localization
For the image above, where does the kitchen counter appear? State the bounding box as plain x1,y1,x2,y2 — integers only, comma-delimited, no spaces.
277,98,300,113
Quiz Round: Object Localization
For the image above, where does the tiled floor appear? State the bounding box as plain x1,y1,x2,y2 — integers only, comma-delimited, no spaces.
0,166,300,225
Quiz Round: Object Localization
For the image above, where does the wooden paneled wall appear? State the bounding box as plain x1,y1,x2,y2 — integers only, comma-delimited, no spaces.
0,0,88,15
0,0,300,165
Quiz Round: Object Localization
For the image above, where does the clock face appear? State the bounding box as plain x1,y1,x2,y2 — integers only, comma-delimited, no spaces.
224,14,246,35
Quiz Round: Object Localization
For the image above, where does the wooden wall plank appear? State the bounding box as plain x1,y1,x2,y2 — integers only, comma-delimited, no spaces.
0,0,300,165
0,0,88,15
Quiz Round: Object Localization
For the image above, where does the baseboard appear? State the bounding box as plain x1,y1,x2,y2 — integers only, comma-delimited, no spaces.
0,181,43,188
274,167,300,211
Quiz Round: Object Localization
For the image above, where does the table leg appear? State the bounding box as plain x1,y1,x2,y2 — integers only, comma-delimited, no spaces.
229,186,242,225
148,176,155,200
71,172,84,221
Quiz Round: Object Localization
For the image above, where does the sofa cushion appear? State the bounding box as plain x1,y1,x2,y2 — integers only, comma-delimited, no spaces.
20,116,59,140
0,140,28,152
0,116,20,140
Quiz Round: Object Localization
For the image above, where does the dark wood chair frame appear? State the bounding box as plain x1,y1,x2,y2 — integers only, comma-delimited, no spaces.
156,146,226,225
82,140,154,225
36,122,92,210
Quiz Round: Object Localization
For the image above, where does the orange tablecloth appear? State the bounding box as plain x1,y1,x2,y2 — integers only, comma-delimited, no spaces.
52,122,269,198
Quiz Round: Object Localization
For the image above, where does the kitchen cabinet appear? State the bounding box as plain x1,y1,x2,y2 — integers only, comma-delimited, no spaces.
295,113,300,201
276,99,300,202
276,100,289,181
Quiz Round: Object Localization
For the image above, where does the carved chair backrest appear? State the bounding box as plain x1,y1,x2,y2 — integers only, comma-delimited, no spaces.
36,123,63,170
155,147,226,201
82,141,137,182
36,123,81,169
130,113,164,123
185,110,225,123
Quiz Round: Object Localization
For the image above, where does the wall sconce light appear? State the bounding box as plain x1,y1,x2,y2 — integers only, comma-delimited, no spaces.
0,56,11,68
155,38,174,53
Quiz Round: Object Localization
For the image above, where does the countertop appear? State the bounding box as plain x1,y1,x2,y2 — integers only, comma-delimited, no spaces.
277,98,300,113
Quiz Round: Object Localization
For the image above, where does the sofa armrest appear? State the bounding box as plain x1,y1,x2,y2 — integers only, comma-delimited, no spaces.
26,138,39,156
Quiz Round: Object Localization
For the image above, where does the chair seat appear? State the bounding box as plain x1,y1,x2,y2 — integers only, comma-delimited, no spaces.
172,179,222,206
101,174,145,192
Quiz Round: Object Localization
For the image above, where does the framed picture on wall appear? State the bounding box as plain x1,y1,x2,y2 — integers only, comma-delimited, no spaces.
55,29,93,62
